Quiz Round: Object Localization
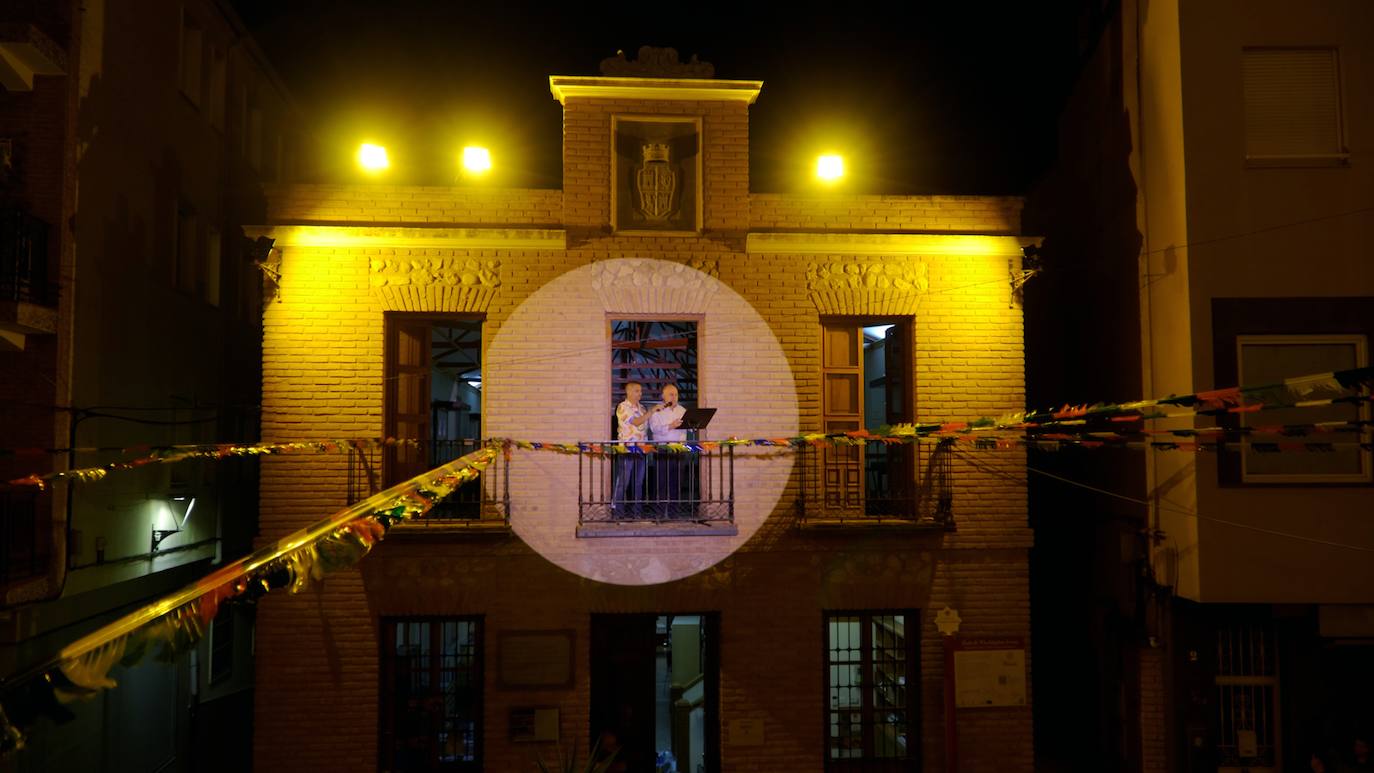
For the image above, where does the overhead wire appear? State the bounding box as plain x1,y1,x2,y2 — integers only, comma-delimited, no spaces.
953,447,1374,554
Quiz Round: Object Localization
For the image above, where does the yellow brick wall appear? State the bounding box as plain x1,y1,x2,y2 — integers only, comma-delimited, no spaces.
562,99,750,231
751,193,1024,234
263,183,563,226
254,95,1033,773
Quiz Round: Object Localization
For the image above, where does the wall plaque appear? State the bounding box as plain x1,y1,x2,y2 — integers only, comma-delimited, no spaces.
953,637,1027,708
498,630,575,689
612,116,702,234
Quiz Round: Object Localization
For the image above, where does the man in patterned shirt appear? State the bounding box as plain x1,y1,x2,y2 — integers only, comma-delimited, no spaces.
612,382,663,517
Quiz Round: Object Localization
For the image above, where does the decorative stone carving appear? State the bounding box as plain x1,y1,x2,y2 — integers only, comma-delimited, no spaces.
369,256,501,312
590,257,719,314
369,256,501,289
599,46,715,79
806,259,928,315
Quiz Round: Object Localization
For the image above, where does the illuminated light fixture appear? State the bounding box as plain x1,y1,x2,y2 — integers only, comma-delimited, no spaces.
461,146,492,175
467,380,482,389
358,143,389,172
815,153,845,183
152,496,196,553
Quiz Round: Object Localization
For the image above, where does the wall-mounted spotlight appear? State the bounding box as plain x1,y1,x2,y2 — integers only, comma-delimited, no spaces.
461,146,492,176
250,235,278,280
815,154,845,183
358,142,389,172
152,496,196,553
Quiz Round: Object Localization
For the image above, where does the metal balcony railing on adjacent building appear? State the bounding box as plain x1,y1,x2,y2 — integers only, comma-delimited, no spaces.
797,439,954,528
0,490,49,589
0,209,55,307
576,443,736,537
347,439,509,529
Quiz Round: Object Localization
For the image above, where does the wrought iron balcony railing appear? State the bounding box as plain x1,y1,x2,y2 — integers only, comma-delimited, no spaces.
576,443,735,536
797,439,953,528
0,209,56,307
347,438,509,529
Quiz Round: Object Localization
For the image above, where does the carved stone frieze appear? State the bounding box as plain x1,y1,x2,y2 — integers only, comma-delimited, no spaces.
590,257,719,314
806,259,928,315
369,256,501,289
369,256,501,312
599,46,714,79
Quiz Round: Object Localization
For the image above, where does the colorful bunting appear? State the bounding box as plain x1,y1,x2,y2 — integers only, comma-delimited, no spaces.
0,441,501,752
5,438,420,490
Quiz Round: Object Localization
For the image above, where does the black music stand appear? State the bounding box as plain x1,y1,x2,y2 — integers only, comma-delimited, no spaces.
678,407,716,440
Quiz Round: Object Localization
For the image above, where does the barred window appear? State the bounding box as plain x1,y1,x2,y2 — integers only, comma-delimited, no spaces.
826,611,919,771
380,618,483,772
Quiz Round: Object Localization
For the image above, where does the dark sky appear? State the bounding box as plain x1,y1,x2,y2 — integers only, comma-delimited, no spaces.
231,1,1091,194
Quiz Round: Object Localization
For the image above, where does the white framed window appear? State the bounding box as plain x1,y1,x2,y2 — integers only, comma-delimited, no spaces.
248,107,263,171
204,226,221,306
1237,334,1370,483
207,47,227,130
179,9,203,107
174,201,198,295
1242,47,1346,166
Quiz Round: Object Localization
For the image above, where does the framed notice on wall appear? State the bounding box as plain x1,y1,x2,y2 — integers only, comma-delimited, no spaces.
498,630,575,689
611,115,703,234
953,637,1027,708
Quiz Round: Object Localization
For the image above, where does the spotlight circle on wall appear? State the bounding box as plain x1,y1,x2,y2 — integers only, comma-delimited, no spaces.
485,258,798,586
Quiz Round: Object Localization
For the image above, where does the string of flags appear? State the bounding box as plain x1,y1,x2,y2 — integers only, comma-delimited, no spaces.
8,417,1370,491
0,366,1368,752
4,438,419,490
5,365,1371,489
0,442,501,754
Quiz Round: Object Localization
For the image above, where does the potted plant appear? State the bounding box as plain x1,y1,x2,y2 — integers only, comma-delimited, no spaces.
534,738,619,773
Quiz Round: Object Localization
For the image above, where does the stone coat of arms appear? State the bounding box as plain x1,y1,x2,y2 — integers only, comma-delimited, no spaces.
635,142,676,221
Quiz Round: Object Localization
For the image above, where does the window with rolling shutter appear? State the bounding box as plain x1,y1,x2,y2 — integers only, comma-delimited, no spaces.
1242,47,1346,164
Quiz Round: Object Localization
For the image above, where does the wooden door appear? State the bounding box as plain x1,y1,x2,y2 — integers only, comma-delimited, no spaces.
821,322,864,514
590,615,658,773
387,319,431,486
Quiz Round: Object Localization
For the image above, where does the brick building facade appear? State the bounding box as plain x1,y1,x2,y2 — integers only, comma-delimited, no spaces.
251,66,1037,772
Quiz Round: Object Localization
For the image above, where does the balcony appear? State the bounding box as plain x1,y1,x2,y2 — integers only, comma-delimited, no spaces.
797,439,953,529
0,208,57,347
347,438,509,531
576,443,736,537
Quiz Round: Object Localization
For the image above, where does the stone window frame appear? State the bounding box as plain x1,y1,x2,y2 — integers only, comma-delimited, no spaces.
609,114,704,236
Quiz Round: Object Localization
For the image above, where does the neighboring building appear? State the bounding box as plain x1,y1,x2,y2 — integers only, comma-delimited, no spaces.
249,51,1039,772
0,0,301,769
1026,1,1374,771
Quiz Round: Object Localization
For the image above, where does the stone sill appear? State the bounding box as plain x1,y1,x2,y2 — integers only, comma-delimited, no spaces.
576,521,738,538
388,520,511,537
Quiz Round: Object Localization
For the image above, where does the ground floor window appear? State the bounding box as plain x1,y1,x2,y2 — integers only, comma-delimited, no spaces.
1215,622,1279,772
825,611,919,771
380,617,483,772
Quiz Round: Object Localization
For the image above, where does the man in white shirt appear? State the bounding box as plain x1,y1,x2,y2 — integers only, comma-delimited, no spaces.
649,384,689,516
613,382,662,517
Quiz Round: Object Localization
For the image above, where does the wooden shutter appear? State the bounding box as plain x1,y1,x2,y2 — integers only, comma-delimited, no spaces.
821,322,864,511
387,319,431,486
1243,48,1343,158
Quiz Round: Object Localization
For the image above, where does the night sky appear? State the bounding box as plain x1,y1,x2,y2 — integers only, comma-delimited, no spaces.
230,1,1090,194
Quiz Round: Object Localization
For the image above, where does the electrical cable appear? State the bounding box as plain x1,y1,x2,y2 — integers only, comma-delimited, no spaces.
953,447,1374,554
